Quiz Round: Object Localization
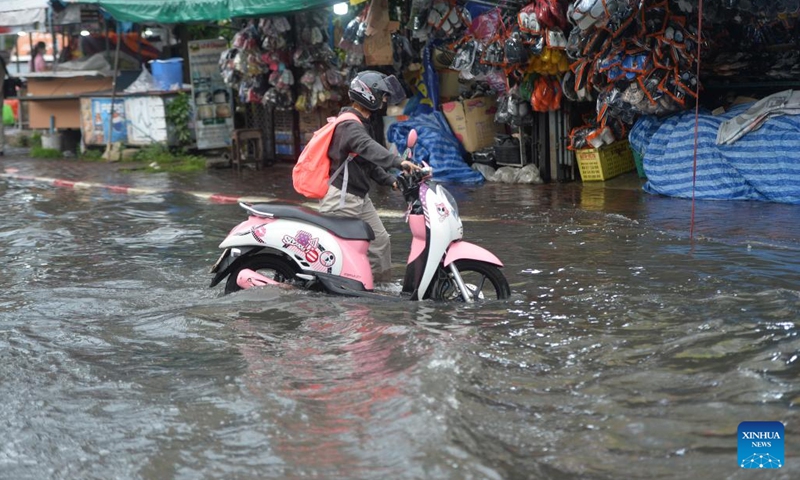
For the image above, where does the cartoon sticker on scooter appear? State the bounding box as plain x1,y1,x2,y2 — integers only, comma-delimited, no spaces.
251,224,268,243
435,202,449,222
283,230,319,253
320,251,336,268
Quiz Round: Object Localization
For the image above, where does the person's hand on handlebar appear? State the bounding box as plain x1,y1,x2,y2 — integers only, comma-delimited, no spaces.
400,160,422,172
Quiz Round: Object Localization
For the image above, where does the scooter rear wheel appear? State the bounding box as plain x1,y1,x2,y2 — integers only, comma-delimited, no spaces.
434,260,510,302
225,255,299,294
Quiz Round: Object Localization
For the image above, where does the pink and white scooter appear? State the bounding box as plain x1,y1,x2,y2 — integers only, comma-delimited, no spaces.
209,130,510,302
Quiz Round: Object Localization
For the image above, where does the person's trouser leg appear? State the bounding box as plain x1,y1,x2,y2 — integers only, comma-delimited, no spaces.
0,89,5,153
319,186,392,283
358,194,392,282
319,185,360,217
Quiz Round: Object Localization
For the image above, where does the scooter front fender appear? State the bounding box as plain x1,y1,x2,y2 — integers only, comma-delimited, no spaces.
443,241,503,268
237,269,280,289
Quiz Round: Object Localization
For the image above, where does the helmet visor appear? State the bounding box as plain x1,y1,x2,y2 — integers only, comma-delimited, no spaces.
380,75,406,105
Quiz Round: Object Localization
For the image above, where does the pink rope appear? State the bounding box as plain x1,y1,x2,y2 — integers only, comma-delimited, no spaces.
690,0,704,241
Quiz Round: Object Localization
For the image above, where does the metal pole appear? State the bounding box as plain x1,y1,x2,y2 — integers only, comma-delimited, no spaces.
28,33,33,71
49,6,58,72
105,30,122,161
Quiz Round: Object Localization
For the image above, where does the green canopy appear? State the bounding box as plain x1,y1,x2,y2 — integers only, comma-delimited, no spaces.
64,0,338,23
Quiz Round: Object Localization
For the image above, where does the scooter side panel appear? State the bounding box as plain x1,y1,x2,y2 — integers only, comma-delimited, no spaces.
219,217,348,276
415,185,459,300
443,241,504,267
337,238,373,291
407,214,426,264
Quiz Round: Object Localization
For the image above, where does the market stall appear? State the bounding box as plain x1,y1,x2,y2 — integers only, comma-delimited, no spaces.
45,0,800,199
0,0,48,35
61,0,342,161
78,89,191,147
0,0,51,128
19,3,160,133
24,69,114,130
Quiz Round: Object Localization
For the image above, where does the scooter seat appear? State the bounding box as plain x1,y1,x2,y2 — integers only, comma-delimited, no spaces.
245,204,375,241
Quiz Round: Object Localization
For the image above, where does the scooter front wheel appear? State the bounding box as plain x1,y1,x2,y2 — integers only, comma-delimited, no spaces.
433,260,510,302
225,255,299,294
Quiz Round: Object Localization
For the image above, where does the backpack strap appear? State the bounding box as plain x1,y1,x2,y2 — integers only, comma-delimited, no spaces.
327,112,363,209
328,153,357,208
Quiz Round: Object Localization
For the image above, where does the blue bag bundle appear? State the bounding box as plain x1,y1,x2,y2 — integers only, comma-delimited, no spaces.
630,104,800,204
388,112,484,185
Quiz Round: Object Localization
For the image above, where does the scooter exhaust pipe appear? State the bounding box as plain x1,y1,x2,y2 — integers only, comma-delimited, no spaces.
237,269,279,289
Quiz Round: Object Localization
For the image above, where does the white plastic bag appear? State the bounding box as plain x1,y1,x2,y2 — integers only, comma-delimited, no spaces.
472,163,496,180
124,66,155,93
514,164,544,184
490,167,518,183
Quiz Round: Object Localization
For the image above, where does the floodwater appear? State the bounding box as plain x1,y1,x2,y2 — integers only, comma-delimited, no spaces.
1,163,799,480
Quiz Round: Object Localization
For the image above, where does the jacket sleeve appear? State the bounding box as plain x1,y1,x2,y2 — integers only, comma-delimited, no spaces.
367,162,398,186
339,121,403,170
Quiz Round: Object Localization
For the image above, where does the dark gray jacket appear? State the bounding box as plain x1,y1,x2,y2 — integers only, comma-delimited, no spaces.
327,107,403,198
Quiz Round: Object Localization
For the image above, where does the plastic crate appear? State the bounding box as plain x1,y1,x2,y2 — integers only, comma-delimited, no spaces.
632,149,646,179
273,108,296,149
576,140,636,181
494,136,524,167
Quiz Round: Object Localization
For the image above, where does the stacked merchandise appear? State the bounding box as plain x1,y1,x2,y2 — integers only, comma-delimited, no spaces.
625,1,800,202
218,5,382,111
564,0,800,150
219,9,353,158
219,17,295,109
700,1,800,84
294,10,349,150
442,1,573,127
294,10,348,114
564,0,703,151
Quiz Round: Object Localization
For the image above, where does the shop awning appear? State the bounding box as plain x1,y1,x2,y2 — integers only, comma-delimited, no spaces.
0,0,49,30
61,0,339,23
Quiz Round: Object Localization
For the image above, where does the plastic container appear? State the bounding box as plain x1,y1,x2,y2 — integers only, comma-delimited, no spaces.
151,58,184,91
576,140,636,181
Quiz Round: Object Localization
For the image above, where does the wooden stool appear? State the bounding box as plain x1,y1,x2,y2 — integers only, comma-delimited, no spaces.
230,129,264,171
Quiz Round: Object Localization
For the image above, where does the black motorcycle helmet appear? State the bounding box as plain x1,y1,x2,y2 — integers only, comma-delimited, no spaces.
348,70,406,112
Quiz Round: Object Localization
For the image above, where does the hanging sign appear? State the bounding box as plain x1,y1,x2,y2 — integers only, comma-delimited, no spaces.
188,39,234,150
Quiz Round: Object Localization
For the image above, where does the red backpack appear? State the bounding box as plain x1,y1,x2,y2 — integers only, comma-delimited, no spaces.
292,112,361,199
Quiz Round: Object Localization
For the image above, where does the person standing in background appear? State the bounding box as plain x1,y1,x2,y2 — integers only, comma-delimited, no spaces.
0,50,14,156
30,42,47,72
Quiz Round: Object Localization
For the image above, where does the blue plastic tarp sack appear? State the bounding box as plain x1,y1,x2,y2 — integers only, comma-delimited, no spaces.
629,105,800,204
387,112,485,185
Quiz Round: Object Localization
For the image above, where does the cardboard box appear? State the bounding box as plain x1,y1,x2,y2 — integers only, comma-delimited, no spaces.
363,0,398,66
298,110,322,146
438,69,460,101
441,96,498,153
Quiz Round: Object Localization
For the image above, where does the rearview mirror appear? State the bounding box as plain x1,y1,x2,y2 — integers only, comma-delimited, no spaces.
407,129,418,148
